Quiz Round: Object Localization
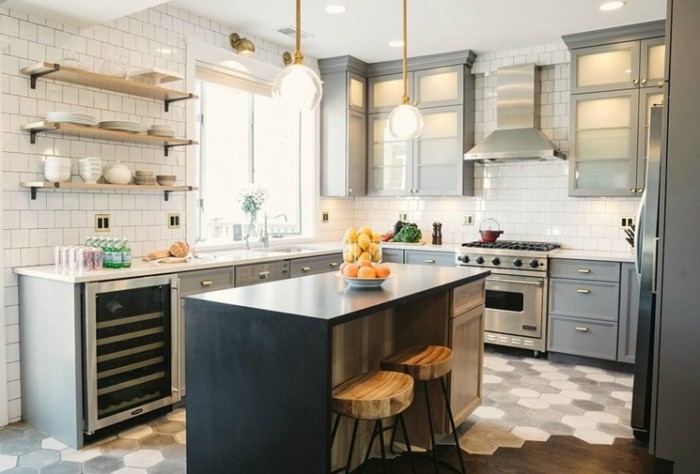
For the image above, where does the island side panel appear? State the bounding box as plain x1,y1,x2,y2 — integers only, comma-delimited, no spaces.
19,276,84,448
185,298,332,474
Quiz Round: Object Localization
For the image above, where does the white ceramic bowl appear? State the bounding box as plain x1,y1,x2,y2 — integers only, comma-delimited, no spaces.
45,168,71,182
45,156,72,168
104,163,131,184
79,170,101,184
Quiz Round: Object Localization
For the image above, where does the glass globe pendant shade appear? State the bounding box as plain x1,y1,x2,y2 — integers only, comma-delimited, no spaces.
388,103,424,139
272,63,323,111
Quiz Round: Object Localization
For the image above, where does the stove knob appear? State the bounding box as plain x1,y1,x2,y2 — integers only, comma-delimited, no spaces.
513,258,523,267
475,256,485,264
459,255,470,264
529,259,540,268
492,257,501,265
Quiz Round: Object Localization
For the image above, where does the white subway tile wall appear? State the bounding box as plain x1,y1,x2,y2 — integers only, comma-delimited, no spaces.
0,4,293,422
322,42,639,254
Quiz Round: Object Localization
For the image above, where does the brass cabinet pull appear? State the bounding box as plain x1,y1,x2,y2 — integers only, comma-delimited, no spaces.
577,289,591,294
348,188,353,193
630,187,636,193
258,271,270,278
200,280,213,287
577,268,591,273
641,78,648,85
301,266,311,272
633,78,640,85
424,259,436,263
329,262,338,267
575,326,589,332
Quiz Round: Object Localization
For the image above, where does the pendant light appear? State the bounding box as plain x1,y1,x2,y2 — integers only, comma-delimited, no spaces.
388,0,423,139
272,0,323,111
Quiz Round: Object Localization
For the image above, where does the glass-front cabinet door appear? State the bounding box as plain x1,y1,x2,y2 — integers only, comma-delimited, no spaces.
369,73,406,113
570,90,640,196
640,38,666,88
414,106,464,195
414,66,463,108
368,113,413,195
571,41,640,93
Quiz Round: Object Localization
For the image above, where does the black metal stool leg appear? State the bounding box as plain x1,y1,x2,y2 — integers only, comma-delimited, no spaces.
440,377,466,474
361,420,380,473
345,418,360,474
377,420,388,474
423,381,441,474
397,413,418,474
331,413,342,447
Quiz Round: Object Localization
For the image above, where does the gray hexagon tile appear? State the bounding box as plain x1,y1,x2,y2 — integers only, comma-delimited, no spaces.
0,347,637,468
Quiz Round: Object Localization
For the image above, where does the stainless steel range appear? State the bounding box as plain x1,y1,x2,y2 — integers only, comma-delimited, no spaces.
455,240,561,355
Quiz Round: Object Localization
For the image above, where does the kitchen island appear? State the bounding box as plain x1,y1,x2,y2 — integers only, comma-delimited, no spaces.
185,263,489,474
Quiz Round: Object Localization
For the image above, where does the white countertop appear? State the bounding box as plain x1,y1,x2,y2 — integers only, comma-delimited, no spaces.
554,249,635,263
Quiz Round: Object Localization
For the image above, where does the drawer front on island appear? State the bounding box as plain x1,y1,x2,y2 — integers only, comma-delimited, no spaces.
289,253,343,277
548,315,619,360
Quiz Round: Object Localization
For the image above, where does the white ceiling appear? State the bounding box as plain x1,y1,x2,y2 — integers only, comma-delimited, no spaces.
2,0,666,63
168,0,667,62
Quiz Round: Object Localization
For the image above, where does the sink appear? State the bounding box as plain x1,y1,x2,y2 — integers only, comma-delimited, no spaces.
252,247,314,253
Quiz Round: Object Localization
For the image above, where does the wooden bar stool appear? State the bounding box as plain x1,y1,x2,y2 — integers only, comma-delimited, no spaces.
382,345,466,474
331,370,417,474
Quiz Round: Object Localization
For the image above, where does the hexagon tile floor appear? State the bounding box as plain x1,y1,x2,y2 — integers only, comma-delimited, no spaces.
0,347,634,472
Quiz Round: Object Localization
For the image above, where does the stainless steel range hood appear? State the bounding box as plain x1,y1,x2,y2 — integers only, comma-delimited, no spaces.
465,64,566,162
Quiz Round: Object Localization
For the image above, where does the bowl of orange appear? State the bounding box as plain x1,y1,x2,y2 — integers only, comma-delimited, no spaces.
338,260,391,288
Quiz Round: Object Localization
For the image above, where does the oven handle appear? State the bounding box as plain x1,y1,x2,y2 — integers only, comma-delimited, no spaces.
488,277,542,287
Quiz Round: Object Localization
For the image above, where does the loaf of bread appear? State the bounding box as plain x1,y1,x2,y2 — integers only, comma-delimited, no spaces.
147,249,171,260
169,240,190,258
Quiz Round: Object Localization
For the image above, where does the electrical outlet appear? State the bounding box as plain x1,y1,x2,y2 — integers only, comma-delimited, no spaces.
321,211,329,223
168,213,181,229
463,214,474,226
620,216,636,228
398,212,407,222
95,214,110,232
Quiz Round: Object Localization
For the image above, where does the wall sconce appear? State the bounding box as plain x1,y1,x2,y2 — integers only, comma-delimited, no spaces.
229,33,256,57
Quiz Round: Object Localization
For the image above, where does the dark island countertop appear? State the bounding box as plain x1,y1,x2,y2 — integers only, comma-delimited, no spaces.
189,263,490,325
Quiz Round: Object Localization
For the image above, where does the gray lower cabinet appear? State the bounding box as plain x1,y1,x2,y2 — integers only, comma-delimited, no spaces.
618,262,640,363
178,267,235,396
548,258,638,362
404,249,456,266
289,253,343,277
381,247,405,263
235,260,290,287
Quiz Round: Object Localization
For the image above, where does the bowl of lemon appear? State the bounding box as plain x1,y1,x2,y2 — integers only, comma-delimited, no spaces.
339,226,391,288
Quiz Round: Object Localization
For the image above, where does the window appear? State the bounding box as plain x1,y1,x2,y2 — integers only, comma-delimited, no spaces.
192,65,315,247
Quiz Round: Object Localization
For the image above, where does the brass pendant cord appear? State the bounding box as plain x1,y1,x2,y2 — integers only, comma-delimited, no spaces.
401,0,410,104
293,0,304,64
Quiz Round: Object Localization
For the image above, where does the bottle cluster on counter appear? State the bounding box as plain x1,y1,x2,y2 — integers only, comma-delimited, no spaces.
54,236,132,273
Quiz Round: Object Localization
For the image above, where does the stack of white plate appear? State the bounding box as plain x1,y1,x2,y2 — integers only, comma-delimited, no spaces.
134,170,156,185
44,156,72,182
78,157,102,183
98,120,145,133
147,124,175,137
45,112,96,127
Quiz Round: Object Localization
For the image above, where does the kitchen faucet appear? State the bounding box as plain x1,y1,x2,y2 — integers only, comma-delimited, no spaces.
260,213,288,248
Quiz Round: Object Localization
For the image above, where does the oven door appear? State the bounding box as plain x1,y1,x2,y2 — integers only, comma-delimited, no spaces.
484,273,544,338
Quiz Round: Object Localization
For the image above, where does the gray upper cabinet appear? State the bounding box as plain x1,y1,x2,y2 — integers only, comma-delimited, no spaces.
319,57,368,197
564,20,666,197
365,51,476,197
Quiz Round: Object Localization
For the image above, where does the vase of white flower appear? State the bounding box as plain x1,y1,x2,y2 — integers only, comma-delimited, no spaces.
237,184,268,245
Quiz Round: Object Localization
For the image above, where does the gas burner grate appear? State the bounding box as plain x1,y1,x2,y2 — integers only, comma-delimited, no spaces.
461,240,561,252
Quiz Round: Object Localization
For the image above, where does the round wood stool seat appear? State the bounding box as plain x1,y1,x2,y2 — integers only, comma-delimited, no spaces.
381,344,453,381
332,370,414,420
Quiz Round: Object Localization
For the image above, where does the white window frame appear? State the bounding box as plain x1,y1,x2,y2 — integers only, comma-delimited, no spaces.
184,38,320,251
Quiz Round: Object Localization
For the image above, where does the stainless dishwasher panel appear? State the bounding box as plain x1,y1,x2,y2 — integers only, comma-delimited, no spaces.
83,274,179,434
235,260,290,286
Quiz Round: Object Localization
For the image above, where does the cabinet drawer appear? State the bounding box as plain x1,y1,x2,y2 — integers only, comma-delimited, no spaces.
290,253,343,278
549,279,619,321
381,248,404,263
179,268,234,297
550,259,620,282
404,250,455,267
235,261,290,287
452,279,485,314
547,315,618,360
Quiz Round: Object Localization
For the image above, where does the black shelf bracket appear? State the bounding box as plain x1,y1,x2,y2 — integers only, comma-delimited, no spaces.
164,95,191,112
29,67,58,89
30,187,38,200
164,190,171,201
164,142,190,157
30,130,38,144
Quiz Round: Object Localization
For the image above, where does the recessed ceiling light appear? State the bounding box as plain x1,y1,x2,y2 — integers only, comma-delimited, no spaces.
389,40,404,48
599,1,626,11
325,5,347,14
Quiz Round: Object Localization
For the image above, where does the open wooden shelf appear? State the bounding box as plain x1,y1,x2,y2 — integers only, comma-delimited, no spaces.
21,62,197,111
21,121,197,156
21,181,197,201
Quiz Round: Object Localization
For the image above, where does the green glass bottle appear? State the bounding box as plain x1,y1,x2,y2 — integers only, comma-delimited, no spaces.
121,238,131,268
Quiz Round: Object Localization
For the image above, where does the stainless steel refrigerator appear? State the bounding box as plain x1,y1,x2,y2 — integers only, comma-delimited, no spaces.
631,105,663,443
